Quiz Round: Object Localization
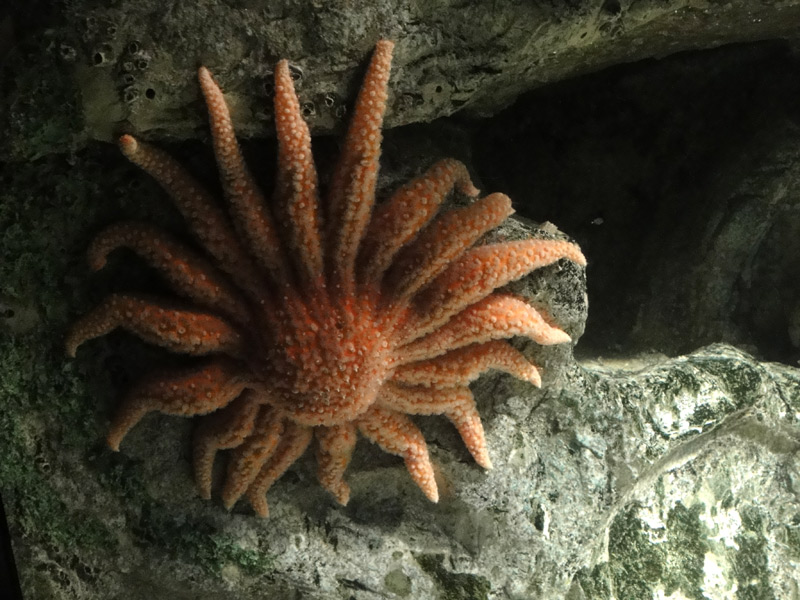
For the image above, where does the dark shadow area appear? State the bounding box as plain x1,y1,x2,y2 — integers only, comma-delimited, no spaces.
473,40,800,362
0,492,24,600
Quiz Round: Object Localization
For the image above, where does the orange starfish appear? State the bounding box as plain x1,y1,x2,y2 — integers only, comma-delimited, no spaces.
66,40,586,517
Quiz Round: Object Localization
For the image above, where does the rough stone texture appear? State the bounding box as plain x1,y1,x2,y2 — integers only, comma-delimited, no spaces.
573,348,800,600
3,1,800,599
4,0,800,159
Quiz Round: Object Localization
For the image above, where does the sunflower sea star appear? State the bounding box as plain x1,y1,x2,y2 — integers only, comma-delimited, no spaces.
66,40,586,517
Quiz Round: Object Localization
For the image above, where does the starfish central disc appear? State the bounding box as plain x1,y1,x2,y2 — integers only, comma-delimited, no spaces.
256,282,397,426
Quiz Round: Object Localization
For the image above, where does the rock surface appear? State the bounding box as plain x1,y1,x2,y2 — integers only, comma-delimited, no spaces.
4,0,800,159
2,1,800,599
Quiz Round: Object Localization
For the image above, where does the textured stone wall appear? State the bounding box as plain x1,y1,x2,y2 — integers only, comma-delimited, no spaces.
2,1,800,599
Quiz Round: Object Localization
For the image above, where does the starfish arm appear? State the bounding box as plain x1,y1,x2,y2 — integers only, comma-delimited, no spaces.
327,40,394,283
272,59,324,283
391,340,541,388
246,422,313,518
400,294,571,363
358,158,479,285
386,193,514,300
444,391,492,469
118,135,265,297
410,238,587,339
197,67,285,281
192,392,261,500
65,294,243,358
315,423,358,506
356,405,439,502
88,221,251,322
106,358,248,451
379,383,490,468
221,407,285,510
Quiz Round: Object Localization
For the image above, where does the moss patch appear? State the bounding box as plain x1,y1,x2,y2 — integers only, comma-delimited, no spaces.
693,352,765,411
1,43,84,161
0,334,117,593
576,502,709,600
134,504,274,577
414,553,491,600
734,506,775,600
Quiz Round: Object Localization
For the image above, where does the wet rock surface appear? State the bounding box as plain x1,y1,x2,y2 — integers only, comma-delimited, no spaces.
2,1,800,599
4,0,800,158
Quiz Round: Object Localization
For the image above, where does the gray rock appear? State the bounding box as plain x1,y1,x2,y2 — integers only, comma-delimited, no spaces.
4,0,800,159
2,1,800,599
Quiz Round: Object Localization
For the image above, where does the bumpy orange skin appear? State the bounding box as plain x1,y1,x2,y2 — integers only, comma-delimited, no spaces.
252,281,396,427
67,40,586,517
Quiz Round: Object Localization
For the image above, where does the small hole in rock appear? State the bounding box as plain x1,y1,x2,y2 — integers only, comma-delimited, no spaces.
59,44,76,61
